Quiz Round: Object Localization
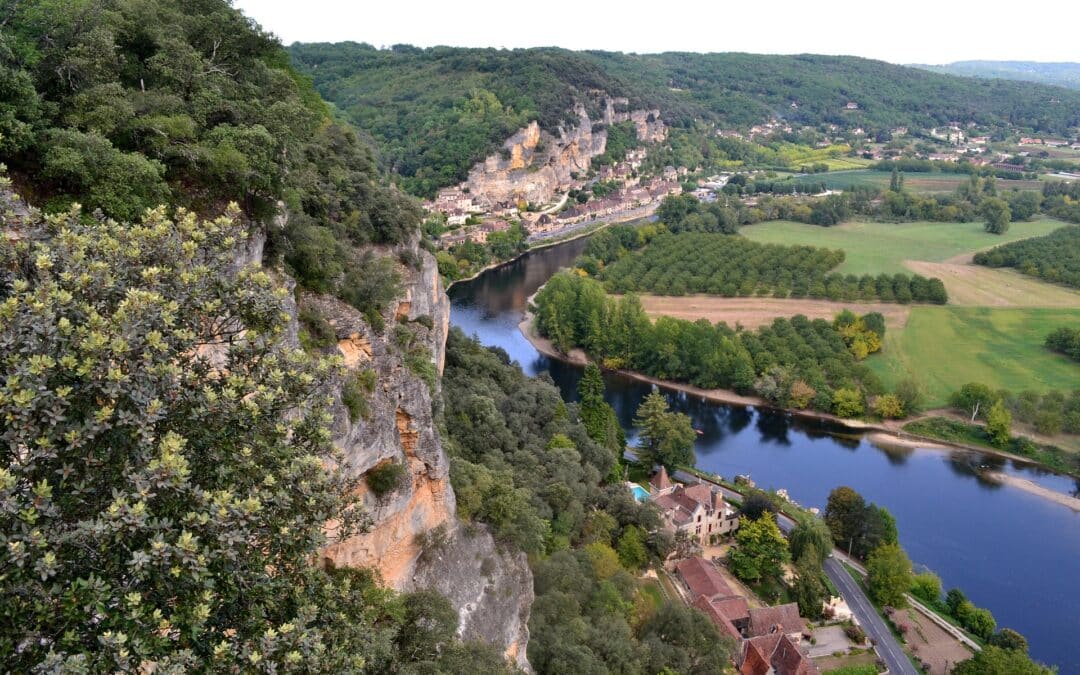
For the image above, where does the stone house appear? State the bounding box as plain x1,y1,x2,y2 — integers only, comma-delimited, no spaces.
649,467,739,542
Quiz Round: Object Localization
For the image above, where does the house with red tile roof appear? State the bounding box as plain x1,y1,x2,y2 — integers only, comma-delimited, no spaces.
676,558,818,674
739,630,820,675
650,472,739,542
748,603,809,643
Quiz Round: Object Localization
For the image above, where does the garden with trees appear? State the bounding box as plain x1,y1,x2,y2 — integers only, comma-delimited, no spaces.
533,271,909,417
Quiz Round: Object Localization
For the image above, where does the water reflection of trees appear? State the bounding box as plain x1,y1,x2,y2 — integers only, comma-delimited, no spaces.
946,452,1006,489
755,410,791,446
873,442,913,466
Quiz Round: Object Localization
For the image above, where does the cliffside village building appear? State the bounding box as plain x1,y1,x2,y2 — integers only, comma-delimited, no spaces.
427,153,682,247
649,466,740,543
674,557,819,675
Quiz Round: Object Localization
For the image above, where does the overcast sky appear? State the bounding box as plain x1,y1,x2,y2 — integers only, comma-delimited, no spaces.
234,0,1080,64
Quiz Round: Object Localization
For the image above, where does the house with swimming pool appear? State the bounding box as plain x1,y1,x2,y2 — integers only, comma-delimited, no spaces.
629,466,740,543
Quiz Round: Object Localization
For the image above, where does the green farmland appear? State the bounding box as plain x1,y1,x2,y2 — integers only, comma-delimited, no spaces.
739,217,1069,275
868,307,1080,407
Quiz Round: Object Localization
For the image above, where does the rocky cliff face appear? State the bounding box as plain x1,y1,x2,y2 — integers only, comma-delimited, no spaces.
466,97,667,206
302,240,532,670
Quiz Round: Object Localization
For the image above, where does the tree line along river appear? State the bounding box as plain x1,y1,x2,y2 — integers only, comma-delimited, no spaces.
447,235,1080,673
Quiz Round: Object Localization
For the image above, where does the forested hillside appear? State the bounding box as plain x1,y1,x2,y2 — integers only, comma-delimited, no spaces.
288,42,1080,195
914,61,1080,91
0,0,420,298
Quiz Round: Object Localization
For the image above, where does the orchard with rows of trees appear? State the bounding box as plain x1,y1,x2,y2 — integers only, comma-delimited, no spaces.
595,232,948,303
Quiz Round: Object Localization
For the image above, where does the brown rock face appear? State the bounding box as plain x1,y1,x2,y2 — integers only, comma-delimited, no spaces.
466,97,666,206
290,239,531,668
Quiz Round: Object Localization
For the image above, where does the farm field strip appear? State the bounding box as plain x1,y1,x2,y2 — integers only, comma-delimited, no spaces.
628,295,912,330
867,307,1080,407
739,217,1069,275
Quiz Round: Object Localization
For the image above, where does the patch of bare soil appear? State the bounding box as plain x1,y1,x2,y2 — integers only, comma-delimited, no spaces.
890,607,974,675
628,295,913,330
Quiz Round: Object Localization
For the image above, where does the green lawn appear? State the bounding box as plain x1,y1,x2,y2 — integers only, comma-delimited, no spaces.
739,217,1068,275
868,307,1080,407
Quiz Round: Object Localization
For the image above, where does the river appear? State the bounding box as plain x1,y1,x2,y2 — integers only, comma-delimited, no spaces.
448,237,1080,673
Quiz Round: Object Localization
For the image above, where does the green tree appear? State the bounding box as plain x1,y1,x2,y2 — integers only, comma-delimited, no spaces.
728,516,790,584
578,363,625,452
866,543,913,607
634,392,697,471
950,382,999,422
986,399,1013,448
895,378,924,415
967,607,998,641
789,516,833,564
616,525,648,571
792,545,829,619
825,486,867,550
873,394,905,419
0,206,370,670
832,388,865,418
910,571,942,604
639,603,736,675
952,646,1055,675
396,589,459,662
739,489,781,522
989,628,1030,653
982,197,1012,235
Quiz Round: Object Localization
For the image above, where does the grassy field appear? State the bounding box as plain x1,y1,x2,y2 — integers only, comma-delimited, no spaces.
739,217,1068,275
786,169,1045,193
868,307,1080,407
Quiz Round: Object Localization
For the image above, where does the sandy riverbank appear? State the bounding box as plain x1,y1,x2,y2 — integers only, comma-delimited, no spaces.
983,472,1080,512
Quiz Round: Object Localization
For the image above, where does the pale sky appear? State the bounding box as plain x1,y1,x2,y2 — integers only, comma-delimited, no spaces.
234,0,1080,65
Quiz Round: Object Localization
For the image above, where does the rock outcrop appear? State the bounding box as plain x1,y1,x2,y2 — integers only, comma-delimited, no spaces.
465,97,666,207
297,239,531,669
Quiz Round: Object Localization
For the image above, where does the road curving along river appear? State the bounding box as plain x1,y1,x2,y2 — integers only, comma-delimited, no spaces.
448,236,1080,673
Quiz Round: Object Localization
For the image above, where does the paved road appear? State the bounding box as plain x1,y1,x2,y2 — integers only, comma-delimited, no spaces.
824,557,918,675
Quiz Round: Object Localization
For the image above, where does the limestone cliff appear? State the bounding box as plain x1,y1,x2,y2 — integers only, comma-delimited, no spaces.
466,97,667,206
302,240,532,670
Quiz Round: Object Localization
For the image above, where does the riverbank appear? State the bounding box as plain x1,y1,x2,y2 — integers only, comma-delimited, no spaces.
984,471,1080,511
520,311,1080,502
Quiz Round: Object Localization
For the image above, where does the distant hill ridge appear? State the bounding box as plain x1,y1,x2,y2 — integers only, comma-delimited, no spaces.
912,60,1080,91
289,43,1080,196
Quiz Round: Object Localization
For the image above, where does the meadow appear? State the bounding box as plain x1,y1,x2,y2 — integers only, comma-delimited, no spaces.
738,217,1068,275
867,307,1080,407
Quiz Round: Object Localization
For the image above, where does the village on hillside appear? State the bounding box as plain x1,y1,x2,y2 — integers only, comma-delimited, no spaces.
422,105,1080,273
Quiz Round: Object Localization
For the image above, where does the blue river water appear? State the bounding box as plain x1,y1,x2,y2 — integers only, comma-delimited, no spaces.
447,235,1080,672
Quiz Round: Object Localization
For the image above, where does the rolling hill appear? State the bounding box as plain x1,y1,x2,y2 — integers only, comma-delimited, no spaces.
288,43,1080,195
913,60,1080,91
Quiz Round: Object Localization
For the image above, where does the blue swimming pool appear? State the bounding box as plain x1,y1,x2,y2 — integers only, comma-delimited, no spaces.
630,484,650,502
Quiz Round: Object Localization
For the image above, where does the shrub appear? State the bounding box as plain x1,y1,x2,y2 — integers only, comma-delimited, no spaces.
833,388,865,418
844,624,867,644
342,369,376,422
366,461,408,497
299,304,337,351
